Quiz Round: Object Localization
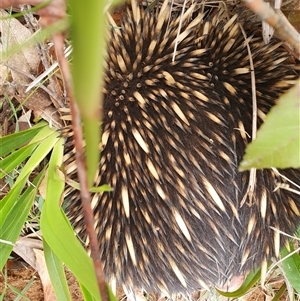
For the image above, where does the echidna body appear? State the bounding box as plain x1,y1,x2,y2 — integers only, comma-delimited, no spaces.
65,0,300,293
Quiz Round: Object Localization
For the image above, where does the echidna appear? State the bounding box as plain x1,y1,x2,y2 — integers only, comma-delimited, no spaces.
64,0,300,293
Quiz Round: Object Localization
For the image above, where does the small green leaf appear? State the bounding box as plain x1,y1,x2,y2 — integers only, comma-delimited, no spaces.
281,243,300,293
240,81,300,171
91,184,113,193
44,240,72,301
64,176,113,193
0,123,60,271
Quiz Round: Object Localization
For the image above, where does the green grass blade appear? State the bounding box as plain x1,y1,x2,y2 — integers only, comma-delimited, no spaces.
216,268,261,297
0,177,27,221
13,129,60,186
0,170,45,271
0,142,39,179
9,277,35,301
28,123,58,142
44,239,72,301
271,283,287,301
0,122,47,157
0,123,60,271
281,244,300,293
41,138,101,300
0,126,57,209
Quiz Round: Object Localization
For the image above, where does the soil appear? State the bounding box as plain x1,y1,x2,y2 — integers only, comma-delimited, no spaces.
0,266,44,301
0,263,289,301
0,261,83,301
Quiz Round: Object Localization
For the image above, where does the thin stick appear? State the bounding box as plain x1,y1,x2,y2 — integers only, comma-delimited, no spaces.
52,30,108,301
242,0,300,53
239,24,257,207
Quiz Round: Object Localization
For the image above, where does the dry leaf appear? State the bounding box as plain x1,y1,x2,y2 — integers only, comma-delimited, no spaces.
13,237,43,270
0,9,40,82
0,10,62,128
34,249,58,301
13,237,58,301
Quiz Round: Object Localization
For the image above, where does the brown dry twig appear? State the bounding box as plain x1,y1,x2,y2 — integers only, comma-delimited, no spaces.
49,7,108,301
242,0,300,53
52,31,107,301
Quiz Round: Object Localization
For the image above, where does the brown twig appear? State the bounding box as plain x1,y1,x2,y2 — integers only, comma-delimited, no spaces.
242,0,300,53
52,26,108,301
51,22,108,301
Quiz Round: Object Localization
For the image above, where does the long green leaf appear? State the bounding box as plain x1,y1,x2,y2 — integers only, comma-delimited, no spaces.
216,268,261,297
41,139,101,300
69,0,107,185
